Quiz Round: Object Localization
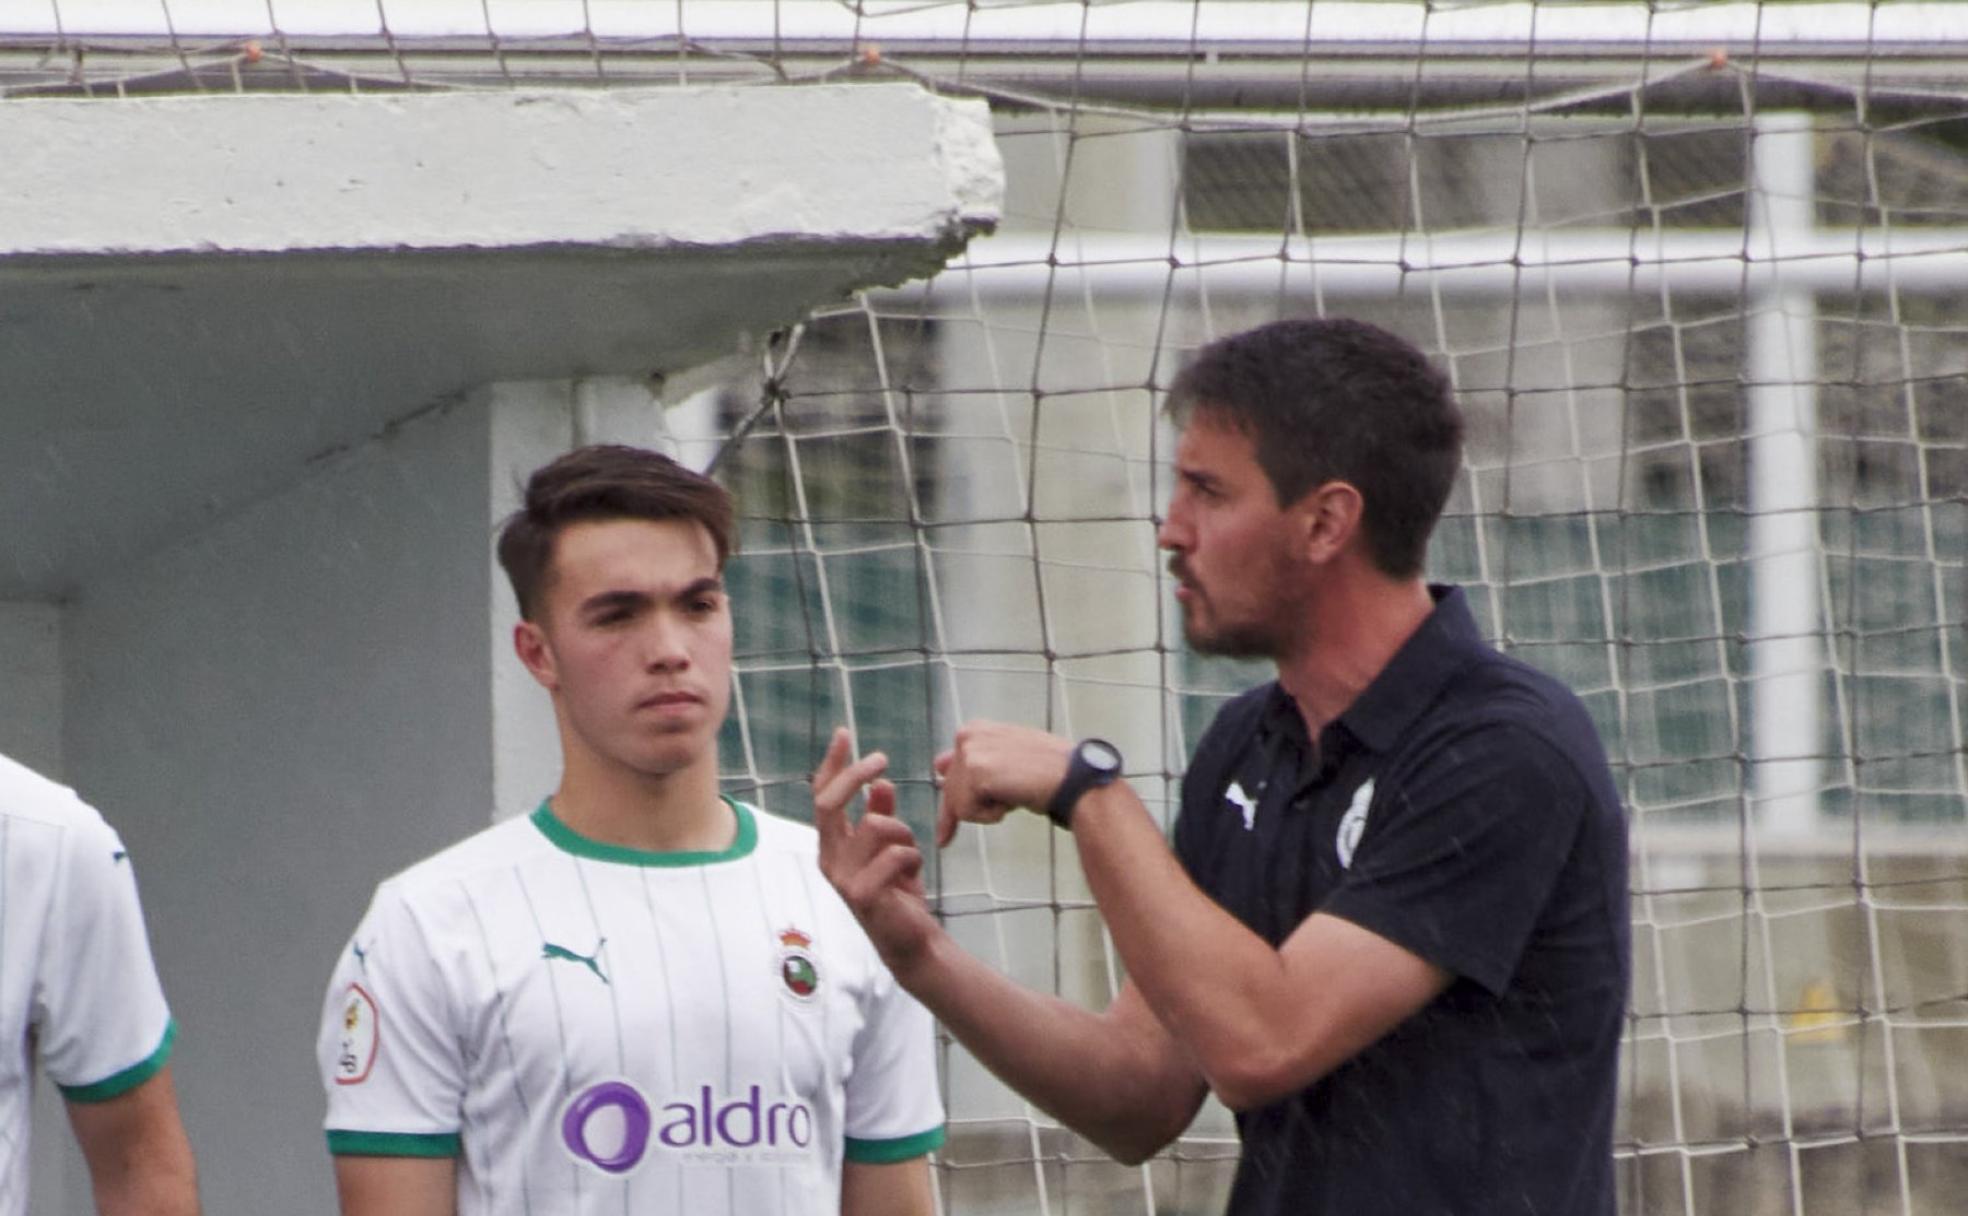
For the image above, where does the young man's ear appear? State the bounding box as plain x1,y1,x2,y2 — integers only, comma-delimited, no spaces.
1296,480,1366,566
513,619,560,691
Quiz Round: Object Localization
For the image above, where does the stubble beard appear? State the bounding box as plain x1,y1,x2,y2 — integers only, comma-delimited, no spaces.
1182,604,1285,659
1173,550,1300,661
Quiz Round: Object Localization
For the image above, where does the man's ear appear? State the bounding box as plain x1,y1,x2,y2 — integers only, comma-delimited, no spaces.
514,619,559,692
1296,480,1366,566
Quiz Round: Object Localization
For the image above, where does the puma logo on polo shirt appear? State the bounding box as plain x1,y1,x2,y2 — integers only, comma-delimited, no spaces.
1336,778,1374,869
1225,780,1259,831
543,938,610,986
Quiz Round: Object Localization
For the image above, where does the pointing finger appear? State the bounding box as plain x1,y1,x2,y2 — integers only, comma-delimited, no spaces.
814,751,890,829
811,726,853,794
811,728,861,845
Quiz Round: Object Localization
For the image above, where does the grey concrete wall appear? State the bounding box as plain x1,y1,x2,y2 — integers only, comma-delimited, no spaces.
61,399,500,1213
0,604,61,775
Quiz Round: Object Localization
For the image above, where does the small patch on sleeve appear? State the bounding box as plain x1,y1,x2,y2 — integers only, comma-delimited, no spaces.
333,983,380,1086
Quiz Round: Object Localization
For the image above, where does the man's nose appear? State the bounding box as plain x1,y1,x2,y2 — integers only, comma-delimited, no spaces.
1156,506,1190,551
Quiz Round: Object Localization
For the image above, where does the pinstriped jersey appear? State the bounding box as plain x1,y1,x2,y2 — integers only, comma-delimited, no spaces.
317,798,944,1216
0,753,176,1216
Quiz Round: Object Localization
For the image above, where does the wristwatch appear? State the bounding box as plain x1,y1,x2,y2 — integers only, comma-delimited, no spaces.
1045,738,1124,829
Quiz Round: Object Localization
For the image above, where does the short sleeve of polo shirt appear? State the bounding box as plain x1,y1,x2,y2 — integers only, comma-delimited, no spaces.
319,885,464,1158
1321,722,1587,996
841,958,946,1162
36,814,175,1103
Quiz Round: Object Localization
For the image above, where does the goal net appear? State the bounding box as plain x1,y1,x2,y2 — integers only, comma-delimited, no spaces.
11,4,1964,1213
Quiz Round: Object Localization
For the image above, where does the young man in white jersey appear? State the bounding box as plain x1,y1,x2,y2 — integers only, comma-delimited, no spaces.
317,444,944,1216
0,750,200,1216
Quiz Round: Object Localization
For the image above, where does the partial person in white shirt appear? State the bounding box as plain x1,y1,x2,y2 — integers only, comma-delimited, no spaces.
0,751,199,1216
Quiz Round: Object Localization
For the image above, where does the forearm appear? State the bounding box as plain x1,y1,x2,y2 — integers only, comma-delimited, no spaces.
895,929,1200,1163
1068,786,1297,1104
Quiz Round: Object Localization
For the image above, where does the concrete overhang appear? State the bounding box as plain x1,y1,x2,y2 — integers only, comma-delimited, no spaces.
0,83,1002,598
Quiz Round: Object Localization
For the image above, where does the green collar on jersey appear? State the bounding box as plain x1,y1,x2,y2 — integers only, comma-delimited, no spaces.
530,795,757,867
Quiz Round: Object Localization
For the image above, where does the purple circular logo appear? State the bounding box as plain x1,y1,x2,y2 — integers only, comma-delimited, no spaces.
561,1080,653,1174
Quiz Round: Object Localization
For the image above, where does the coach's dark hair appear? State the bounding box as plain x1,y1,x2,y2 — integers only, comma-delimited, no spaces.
1165,317,1463,578
496,444,736,621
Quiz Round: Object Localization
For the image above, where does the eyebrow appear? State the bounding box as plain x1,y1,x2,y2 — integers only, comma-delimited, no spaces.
577,578,724,617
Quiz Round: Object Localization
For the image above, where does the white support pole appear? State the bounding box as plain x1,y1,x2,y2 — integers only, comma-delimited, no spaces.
1746,111,1824,838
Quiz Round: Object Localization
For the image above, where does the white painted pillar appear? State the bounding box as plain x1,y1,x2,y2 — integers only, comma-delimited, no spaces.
1746,112,1825,838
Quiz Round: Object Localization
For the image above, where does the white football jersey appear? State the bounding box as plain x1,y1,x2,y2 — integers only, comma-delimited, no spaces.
0,753,175,1216
318,798,944,1216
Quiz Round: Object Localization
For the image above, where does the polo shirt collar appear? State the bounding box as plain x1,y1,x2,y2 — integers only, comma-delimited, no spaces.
1335,583,1484,754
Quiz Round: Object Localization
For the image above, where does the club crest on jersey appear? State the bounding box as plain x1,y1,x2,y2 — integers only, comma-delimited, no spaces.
334,982,379,1085
1337,778,1374,870
777,927,819,1001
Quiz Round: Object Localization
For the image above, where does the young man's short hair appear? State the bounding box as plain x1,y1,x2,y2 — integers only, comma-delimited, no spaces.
1165,317,1464,579
496,444,736,621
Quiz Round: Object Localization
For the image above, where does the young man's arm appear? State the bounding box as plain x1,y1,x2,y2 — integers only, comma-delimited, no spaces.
66,1066,199,1216
332,1157,456,1216
841,1156,934,1216
318,891,467,1216
38,802,198,1215
813,730,1208,1163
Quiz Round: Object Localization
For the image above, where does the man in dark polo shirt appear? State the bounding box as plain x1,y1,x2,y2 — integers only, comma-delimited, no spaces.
813,317,1629,1215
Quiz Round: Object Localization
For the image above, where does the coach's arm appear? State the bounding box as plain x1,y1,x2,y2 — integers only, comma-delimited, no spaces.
333,1156,455,1216
813,730,1207,1164
67,1065,200,1216
935,721,1453,1113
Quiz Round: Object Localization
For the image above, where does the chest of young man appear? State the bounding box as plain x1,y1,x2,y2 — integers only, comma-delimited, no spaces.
408,853,881,1156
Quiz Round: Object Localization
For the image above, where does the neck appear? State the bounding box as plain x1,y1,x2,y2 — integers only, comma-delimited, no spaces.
550,740,729,854
1274,571,1435,741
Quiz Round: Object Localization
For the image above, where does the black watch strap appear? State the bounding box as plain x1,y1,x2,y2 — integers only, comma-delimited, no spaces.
1045,738,1123,829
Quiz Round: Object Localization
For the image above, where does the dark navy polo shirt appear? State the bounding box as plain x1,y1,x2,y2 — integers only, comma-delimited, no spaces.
1174,585,1628,1216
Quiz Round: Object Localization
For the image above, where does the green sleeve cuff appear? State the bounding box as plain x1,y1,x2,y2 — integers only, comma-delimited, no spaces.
844,1125,946,1163
327,1130,463,1158
58,1018,176,1104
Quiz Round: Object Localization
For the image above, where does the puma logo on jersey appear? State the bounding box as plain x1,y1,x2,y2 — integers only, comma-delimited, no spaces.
350,941,369,973
543,938,610,986
1225,780,1258,831
111,849,128,864
1337,778,1374,869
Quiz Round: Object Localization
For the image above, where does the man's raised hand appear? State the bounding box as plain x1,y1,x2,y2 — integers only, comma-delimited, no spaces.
935,721,1075,846
813,726,938,976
